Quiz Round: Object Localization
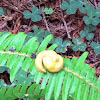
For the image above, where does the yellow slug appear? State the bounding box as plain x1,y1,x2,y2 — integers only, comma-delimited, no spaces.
35,50,64,73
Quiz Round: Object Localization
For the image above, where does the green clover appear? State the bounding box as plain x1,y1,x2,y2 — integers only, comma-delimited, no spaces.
27,26,51,43
91,42,100,54
44,8,53,14
54,38,72,53
23,7,42,22
15,70,34,85
83,16,100,26
83,5,100,26
79,0,88,13
72,38,87,51
61,0,83,15
33,25,44,43
80,26,94,40
95,9,100,17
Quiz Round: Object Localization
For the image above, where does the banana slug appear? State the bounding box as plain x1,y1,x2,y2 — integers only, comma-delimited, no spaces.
35,50,64,73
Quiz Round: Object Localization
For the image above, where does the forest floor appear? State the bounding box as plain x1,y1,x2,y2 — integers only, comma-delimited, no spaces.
0,0,100,87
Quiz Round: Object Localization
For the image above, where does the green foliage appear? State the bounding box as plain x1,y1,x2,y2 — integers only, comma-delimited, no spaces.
72,38,87,51
61,0,100,25
83,4,100,26
0,66,10,73
27,25,51,43
0,79,8,87
61,0,83,15
61,1,77,15
0,83,46,100
95,7,100,17
61,0,100,54
0,38,100,100
0,0,100,99
54,38,72,53
90,42,100,54
0,32,57,82
80,26,94,40
27,25,97,53
23,7,42,22
44,8,53,14
15,70,34,85
0,82,74,100
83,15,100,26
0,79,17,88
28,26,44,43
0,7,5,15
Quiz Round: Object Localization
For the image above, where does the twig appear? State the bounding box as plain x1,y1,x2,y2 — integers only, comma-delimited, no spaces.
41,7,50,32
64,68,100,91
0,51,31,58
94,60,100,66
94,0,98,9
59,0,71,39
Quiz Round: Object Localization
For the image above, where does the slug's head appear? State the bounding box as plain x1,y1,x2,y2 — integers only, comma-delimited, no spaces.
46,50,59,62
43,57,56,70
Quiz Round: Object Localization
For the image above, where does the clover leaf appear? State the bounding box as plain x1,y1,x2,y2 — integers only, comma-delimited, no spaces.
79,0,88,13
85,25,96,32
23,10,32,19
72,38,87,51
95,6,100,17
0,66,10,73
75,0,83,8
79,7,87,13
80,26,94,40
44,8,53,14
33,25,44,37
90,42,100,54
95,9,100,17
54,38,72,53
61,1,77,15
23,7,42,22
43,31,50,38
0,79,7,87
61,0,84,15
72,38,82,45
80,31,94,40
27,26,51,43
15,70,34,85
0,7,5,15
83,16,100,26
27,31,43,43
0,79,16,88
32,25,44,42
26,32,35,43
83,5,100,26
87,5,95,18
83,16,91,25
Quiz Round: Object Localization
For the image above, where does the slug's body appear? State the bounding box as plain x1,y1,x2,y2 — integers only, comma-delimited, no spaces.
35,50,64,73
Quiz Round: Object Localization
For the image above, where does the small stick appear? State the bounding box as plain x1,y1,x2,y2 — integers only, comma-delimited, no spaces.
41,7,50,32
94,0,98,9
59,0,71,39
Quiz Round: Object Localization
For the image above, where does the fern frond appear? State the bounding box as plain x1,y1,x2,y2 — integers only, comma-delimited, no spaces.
0,83,46,100
0,32,100,100
34,52,100,100
0,32,57,82
0,81,73,100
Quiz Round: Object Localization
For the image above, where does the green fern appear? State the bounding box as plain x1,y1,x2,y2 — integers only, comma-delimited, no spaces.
0,32,100,100
0,82,73,100
0,83,45,100
0,32,57,82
